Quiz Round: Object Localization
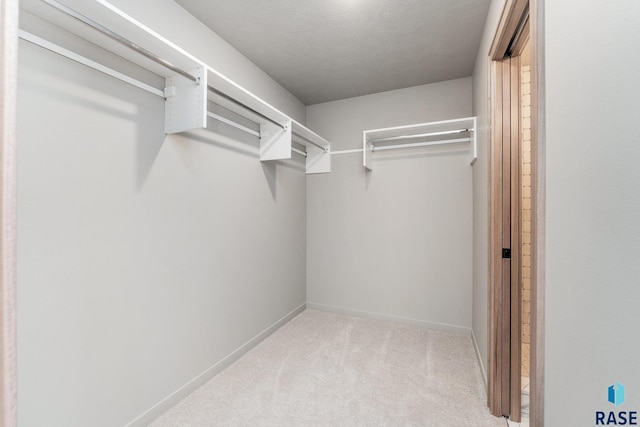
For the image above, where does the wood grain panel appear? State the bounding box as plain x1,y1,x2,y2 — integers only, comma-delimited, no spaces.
529,0,544,425
500,58,512,416
509,55,522,422
489,31,529,423
490,0,530,60
488,57,503,415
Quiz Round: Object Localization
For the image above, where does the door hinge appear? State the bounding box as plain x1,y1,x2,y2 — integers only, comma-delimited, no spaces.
502,248,511,259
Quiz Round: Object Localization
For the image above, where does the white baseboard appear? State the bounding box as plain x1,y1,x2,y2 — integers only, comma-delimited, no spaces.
471,329,488,388
306,302,471,335
124,302,306,427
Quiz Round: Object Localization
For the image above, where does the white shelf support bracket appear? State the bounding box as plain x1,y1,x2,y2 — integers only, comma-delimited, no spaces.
363,136,374,171
469,117,478,165
306,144,331,174
260,120,292,161
164,66,207,134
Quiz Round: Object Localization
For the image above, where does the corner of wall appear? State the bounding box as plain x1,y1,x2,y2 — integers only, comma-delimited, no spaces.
472,329,488,388
124,304,306,427
470,0,507,383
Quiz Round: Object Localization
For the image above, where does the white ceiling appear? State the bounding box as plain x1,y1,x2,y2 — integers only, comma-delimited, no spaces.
175,0,491,105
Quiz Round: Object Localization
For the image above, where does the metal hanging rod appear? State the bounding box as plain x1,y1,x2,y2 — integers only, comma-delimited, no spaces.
367,128,470,144
206,86,285,130
41,0,199,83
206,112,260,137
19,29,166,97
207,112,307,159
292,132,329,152
208,86,328,152
332,148,363,155
291,147,307,158
372,137,471,152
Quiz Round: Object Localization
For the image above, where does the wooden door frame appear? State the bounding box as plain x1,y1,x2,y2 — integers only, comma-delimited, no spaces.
530,0,545,425
0,0,19,426
488,51,522,421
488,0,545,425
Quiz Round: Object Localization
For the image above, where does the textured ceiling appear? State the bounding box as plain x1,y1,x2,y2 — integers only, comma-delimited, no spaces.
175,0,491,105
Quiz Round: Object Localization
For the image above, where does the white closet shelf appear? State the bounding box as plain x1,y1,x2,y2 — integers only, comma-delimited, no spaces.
362,117,477,170
19,0,331,174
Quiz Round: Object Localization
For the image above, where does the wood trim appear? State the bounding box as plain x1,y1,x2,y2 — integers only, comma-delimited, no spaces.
490,55,522,419
489,0,530,60
499,58,511,416
489,0,536,421
511,18,531,59
488,58,502,415
509,55,522,422
530,0,545,425
0,0,19,426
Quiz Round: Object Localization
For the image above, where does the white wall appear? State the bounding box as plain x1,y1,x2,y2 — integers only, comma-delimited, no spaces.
17,3,307,426
471,0,506,383
544,1,640,424
306,79,474,333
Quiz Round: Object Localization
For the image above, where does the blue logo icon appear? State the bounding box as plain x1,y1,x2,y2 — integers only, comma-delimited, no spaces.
609,383,626,407
596,383,636,425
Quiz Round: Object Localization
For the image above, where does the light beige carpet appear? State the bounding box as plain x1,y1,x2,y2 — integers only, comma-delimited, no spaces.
150,310,506,427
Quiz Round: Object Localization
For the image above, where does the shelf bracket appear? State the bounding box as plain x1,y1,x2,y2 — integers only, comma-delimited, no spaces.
260,120,292,161
306,144,331,174
164,66,207,134
363,140,374,171
469,117,478,165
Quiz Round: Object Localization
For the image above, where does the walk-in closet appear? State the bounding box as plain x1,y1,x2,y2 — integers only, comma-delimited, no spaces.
5,0,639,426
12,0,496,425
